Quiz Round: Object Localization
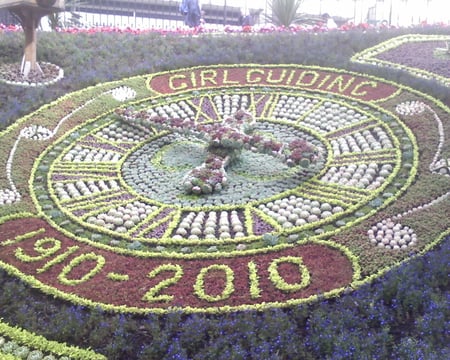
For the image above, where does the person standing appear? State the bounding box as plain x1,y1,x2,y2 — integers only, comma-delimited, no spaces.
322,13,337,29
180,0,201,27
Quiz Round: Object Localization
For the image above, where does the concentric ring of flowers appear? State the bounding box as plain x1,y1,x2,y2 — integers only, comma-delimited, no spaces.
1,64,448,314
33,86,414,255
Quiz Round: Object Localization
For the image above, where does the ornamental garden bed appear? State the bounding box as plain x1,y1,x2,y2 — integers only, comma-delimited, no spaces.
0,29,449,360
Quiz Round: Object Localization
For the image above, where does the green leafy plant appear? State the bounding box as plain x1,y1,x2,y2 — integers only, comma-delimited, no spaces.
262,233,279,246
266,0,320,27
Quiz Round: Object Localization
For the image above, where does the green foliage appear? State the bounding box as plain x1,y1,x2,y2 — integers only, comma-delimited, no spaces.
266,0,302,27
47,0,83,30
262,233,279,246
47,13,62,31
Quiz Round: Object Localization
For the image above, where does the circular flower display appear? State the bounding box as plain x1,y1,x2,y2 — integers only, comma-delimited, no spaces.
0,64,449,314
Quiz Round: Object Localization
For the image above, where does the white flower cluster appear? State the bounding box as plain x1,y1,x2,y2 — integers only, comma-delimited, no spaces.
372,191,450,250
0,188,21,205
303,102,365,133
330,127,393,155
259,195,343,229
62,145,121,162
96,123,147,142
395,101,426,116
272,95,318,121
368,218,417,250
214,94,249,117
20,125,53,141
148,100,195,119
86,201,157,233
54,180,120,200
431,158,450,175
111,86,136,102
321,163,393,190
173,210,245,240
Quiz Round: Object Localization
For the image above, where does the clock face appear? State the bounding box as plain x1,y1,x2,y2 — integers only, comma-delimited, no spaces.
0,65,448,314
33,88,408,254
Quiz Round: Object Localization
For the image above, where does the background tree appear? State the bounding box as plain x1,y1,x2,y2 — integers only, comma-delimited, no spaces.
0,0,64,77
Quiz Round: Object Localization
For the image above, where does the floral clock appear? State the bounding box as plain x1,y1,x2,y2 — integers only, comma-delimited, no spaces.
0,64,449,314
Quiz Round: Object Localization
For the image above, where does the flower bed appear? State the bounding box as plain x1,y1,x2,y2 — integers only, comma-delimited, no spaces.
1,63,449,318
0,319,105,360
0,29,449,358
351,34,450,87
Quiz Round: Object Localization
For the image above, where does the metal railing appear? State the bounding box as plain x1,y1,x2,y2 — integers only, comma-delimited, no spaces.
0,8,18,25
2,1,444,30
61,0,261,29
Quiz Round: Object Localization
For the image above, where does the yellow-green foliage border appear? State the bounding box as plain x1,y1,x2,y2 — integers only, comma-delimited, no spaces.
0,319,106,360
